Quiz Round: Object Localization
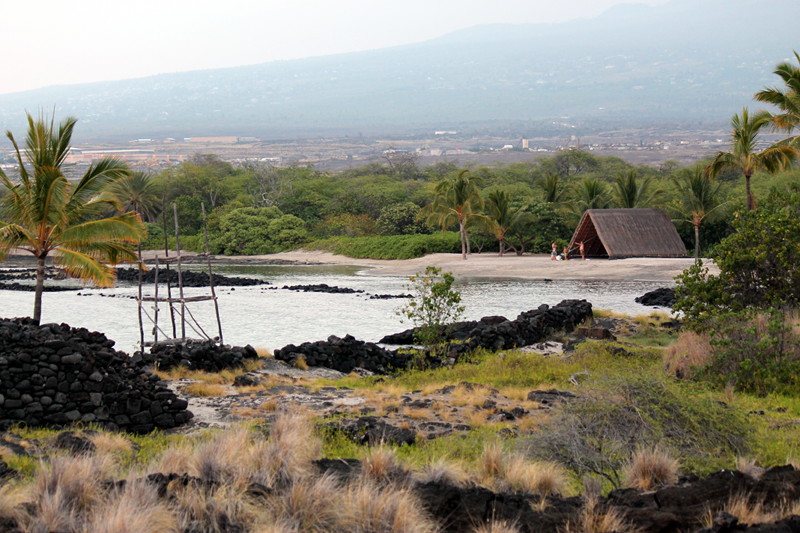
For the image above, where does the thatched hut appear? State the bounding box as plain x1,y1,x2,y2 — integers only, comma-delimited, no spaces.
568,209,687,259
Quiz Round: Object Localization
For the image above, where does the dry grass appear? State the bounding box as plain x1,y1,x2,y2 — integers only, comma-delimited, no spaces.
274,474,340,532
361,447,407,485
663,330,712,377
402,407,434,420
724,493,781,525
472,520,521,533
417,457,470,487
293,356,309,370
341,479,438,533
86,479,177,533
503,455,567,497
182,382,228,397
254,346,273,357
622,447,679,491
735,457,765,480
89,432,134,455
479,441,506,482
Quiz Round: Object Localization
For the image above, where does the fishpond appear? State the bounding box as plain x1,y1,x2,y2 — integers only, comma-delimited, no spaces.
0,264,671,353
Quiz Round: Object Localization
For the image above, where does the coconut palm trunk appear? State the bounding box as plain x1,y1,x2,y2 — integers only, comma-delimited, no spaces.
693,222,701,259
33,255,46,324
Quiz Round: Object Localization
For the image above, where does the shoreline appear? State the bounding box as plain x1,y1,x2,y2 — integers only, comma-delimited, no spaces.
4,249,715,283
176,250,713,283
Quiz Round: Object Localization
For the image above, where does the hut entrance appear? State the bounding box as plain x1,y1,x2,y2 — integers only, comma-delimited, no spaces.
568,209,687,259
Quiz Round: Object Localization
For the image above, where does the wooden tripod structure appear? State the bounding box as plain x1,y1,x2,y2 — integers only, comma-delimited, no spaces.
136,202,223,350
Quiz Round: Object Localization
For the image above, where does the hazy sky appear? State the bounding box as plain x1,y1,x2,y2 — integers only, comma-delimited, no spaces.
1,0,669,95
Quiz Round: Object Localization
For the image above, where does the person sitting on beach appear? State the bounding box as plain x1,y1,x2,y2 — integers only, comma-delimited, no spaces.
551,242,558,260
562,246,570,260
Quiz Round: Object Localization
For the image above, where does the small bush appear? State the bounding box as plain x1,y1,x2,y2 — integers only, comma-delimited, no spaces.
526,374,749,487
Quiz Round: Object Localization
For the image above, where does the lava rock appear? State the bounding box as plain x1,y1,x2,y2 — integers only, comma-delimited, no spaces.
635,287,677,307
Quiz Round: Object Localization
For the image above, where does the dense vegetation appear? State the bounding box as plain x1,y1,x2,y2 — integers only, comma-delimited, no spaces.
130,148,799,260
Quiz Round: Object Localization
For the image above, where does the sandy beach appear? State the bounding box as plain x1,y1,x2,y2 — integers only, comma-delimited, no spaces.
218,251,714,283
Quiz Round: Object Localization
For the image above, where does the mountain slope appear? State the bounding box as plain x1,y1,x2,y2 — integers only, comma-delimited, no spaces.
0,0,796,141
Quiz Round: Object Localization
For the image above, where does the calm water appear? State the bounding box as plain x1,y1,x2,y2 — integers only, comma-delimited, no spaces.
0,264,671,353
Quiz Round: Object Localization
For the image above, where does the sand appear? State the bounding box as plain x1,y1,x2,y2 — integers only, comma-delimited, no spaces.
229,251,715,283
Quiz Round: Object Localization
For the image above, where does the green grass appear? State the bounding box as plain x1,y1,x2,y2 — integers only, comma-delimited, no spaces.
305,232,461,259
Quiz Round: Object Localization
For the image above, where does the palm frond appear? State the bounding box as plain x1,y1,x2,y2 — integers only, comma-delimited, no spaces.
53,248,116,287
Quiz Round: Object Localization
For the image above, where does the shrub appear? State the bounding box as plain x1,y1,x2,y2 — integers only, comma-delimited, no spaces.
674,187,800,326
662,330,713,378
526,374,749,487
398,266,465,362
306,232,461,259
695,309,800,396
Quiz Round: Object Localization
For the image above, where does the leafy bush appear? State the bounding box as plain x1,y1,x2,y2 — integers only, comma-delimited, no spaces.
526,374,749,487
306,232,461,259
211,207,308,255
376,202,430,235
695,309,800,396
398,266,465,363
674,187,800,325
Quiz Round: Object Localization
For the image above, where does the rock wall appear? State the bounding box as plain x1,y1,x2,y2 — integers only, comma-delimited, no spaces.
0,318,192,433
134,339,259,372
275,300,593,374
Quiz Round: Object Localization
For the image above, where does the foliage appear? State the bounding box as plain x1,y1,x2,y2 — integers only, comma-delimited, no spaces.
307,232,461,259
109,172,160,222
0,113,146,323
695,309,800,396
212,206,308,255
504,200,572,254
674,189,800,324
526,374,750,487
315,213,377,238
376,202,430,235
420,170,484,259
398,266,465,360
669,167,728,258
613,169,659,208
706,108,798,210
754,50,800,141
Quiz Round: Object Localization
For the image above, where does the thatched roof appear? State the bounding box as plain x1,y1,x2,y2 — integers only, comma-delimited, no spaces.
568,209,687,258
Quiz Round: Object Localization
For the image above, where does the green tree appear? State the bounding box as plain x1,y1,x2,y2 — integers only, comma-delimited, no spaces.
0,113,146,323
505,200,571,255
213,206,307,255
536,173,571,206
754,51,800,144
398,266,465,364
674,186,800,325
110,171,159,222
420,170,484,260
573,178,611,216
670,168,726,258
706,108,797,210
482,189,524,256
613,169,659,208
376,202,429,235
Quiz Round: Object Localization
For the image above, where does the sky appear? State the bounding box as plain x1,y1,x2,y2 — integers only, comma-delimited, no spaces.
1,0,669,96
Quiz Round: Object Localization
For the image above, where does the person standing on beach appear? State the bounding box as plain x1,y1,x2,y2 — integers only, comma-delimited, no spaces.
579,241,585,260
551,242,558,260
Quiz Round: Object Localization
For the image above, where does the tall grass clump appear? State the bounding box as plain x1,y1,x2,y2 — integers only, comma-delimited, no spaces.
622,447,679,490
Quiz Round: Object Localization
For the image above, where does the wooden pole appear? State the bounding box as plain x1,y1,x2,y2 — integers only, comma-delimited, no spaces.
172,203,186,339
153,258,160,344
136,244,144,351
162,205,177,338
201,203,224,344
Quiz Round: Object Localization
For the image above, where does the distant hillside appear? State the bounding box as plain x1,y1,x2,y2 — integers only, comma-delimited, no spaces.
0,0,797,142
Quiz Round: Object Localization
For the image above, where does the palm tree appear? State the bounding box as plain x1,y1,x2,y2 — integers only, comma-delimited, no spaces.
706,108,797,211
0,113,146,324
483,189,524,256
754,51,800,143
537,173,571,205
573,178,611,214
671,169,726,258
613,169,659,208
110,171,159,222
420,170,483,259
